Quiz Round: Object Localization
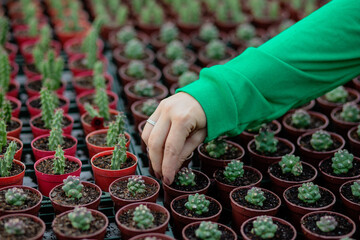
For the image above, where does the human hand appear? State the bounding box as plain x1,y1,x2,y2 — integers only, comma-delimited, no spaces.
141,92,207,185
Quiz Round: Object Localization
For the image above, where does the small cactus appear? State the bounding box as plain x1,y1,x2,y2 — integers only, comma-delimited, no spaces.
278,154,303,176
62,176,83,200
297,182,321,204
165,40,185,60
115,4,128,25
171,59,189,76
0,120,6,152
94,88,110,121
68,207,93,230
316,215,338,232
331,149,353,175
139,1,164,26
251,216,278,239
325,86,348,103
141,99,158,116
85,103,100,118
175,167,196,187
254,129,278,154
179,71,198,88
205,40,226,60
236,23,256,41
28,18,38,37
205,138,227,159
185,193,210,215
127,176,146,196
199,23,219,42
0,54,11,93
116,26,136,44
5,187,27,206
340,103,360,122
132,204,154,229
160,22,179,43
125,39,145,59
4,218,26,235
126,60,146,79
0,17,9,46
48,109,64,151
53,146,65,175
134,80,155,97
291,109,311,128
216,0,244,24
111,134,127,170
195,221,222,240
106,113,126,147
40,50,64,91
350,180,360,197
310,130,333,151
93,61,105,89
223,160,244,182
178,1,201,24
40,88,57,129
35,25,51,54
0,100,12,125
0,141,17,177
245,187,266,206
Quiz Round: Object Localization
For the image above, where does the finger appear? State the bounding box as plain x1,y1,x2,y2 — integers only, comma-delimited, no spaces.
141,104,162,146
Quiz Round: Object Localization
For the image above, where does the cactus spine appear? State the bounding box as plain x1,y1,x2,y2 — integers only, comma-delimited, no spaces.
111,134,127,170
53,145,65,175
0,141,17,177
49,109,64,151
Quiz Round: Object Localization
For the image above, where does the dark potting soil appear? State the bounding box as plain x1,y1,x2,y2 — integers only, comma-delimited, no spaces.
340,181,360,204
118,208,167,230
50,184,100,206
300,134,342,152
169,171,209,192
350,130,360,142
8,83,16,93
10,100,17,111
320,158,360,177
246,122,278,134
250,141,292,157
215,169,261,187
36,158,80,175
285,187,334,208
27,79,63,92
71,57,91,70
0,188,40,211
83,113,117,126
334,110,360,123
33,136,75,151
0,140,21,155
68,42,82,53
25,63,39,74
74,75,109,89
0,162,23,177
87,133,109,147
93,155,135,170
31,116,71,130
243,218,295,240
269,163,316,182
0,216,43,240
285,114,325,130
6,119,20,132
110,179,157,200
53,212,106,237
29,97,67,109
184,224,235,240
301,212,353,237
173,198,220,218
231,188,279,210
200,143,242,160
79,93,115,106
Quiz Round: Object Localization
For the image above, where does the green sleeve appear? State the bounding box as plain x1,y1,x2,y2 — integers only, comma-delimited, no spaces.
177,0,360,142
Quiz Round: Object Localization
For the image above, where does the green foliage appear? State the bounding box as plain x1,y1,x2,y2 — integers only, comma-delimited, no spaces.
205,138,227,159
93,61,105,89
0,119,6,152
53,146,65,175
331,149,353,175
316,216,338,232
250,0,279,19
126,60,146,79
116,26,136,44
178,1,201,24
160,22,179,43
141,99,158,116
49,109,64,151
236,23,256,41
325,86,348,103
245,187,266,206
340,103,360,122
310,130,333,151
185,193,210,215
224,160,244,182
83,29,97,69
205,40,226,60
291,109,311,128
0,17,9,46
139,0,164,26
132,204,154,229
279,154,303,176
28,18,38,37
106,113,126,147
0,100,12,125
216,0,244,24
251,216,278,239
171,59,189,76
5,187,27,206
132,0,144,14
111,134,127,170
0,141,17,177
175,167,196,187
4,218,26,235
127,176,146,196
297,182,321,204
350,180,360,197
179,71,198,88
254,129,278,154
40,88,56,129
115,4,129,25
125,39,145,59
0,54,10,93
64,2,81,32
134,80,155,97
95,88,110,121
85,103,100,118
35,25,51,55
199,23,219,42
195,221,222,240
68,207,93,230
165,40,185,60
40,50,64,91
62,176,83,200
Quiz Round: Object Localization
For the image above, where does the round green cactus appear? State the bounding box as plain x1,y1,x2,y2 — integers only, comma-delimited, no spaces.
178,1,201,24
245,187,266,206
297,182,321,204
199,23,219,42
159,22,179,43
350,180,360,197
331,149,354,175
215,0,244,24
117,26,136,44
205,40,226,60
134,80,155,97
254,129,278,154
68,207,93,230
141,99,158,116
205,138,227,159
62,176,83,200
223,160,244,182
236,23,256,41
340,103,360,122
170,59,189,76
5,188,27,206
178,71,198,88
127,176,146,196
291,109,311,128
185,193,210,215
124,39,145,59
251,216,278,239
132,204,154,229
126,60,146,79
5,218,26,235
316,215,338,232
310,130,333,151
165,40,185,60
325,86,348,103
195,221,222,240
175,167,196,187
278,154,303,176
139,1,164,26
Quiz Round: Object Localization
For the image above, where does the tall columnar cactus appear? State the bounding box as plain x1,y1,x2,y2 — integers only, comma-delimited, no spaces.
141,99,158,116
126,60,146,79
251,216,278,239
64,1,81,32
291,109,311,128
245,187,266,206
171,59,189,76
236,23,256,41
111,134,127,170
41,50,64,91
179,71,198,88
195,221,222,240
62,176,83,200
5,188,27,206
254,129,278,154
1,100,12,125
0,17,9,46
325,86,348,103
40,88,57,129
165,40,185,60
125,39,145,59
199,23,219,42
0,54,10,93
205,40,226,60
127,176,146,196
28,18,38,37
205,138,227,159
160,22,179,43
310,130,333,151
331,149,354,175
0,141,17,177
4,218,26,235
53,145,65,175
35,25,51,54
185,193,210,215
106,113,126,147
132,204,154,229
278,154,303,176
94,88,110,121
85,103,100,118
297,182,321,204
117,26,136,44
340,103,360,122
134,80,155,97
139,0,164,26
83,29,97,69
224,160,244,182
350,180,360,197
93,61,105,89
49,109,64,151
175,167,196,186
179,1,201,24
115,4,129,25
68,207,93,230
316,216,338,232
216,0,244,24
0,119,6,152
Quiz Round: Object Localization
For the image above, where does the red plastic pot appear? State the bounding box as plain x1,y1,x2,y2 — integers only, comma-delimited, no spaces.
9,61,19,81
6,117,23,139
72,71,113,95
64,38,104,58
76,90,118,116
340,180,360,223
30,113,73,138
91,150,138,192
20,40,61,63
31,134,78,161
26,94,70,117
183,221,237,240
0,160,25,188
55,22,90,45
13,25,40,47
124,81,168,108
130,99,160,130
52,209,108,240
5,42,18,63
1,136,24,161
116,202,170,240
80,109,120,136
7,96,21,118
118,63,161,86
86,129,131,158
348,126,360,156
23,63,41,80
68,53,108,77
129,233,175,240
25,77,66,98
6,81,20,98
34,155,82,197
0,185,42,216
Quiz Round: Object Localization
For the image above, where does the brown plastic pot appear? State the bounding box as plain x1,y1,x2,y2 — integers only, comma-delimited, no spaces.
137,21,161,35
80,109,120,136
150,32,190,51
198,47,237,67
109,30,149,51
130,99,160,130
348,126,360,156
124,81,168,107
163,64,201,88
115,202,170,240
129,233,174,240
0,160,25,188
331,106,360,138
191,32,229,51
76,90,118,116
183,221,237,240
340,180,360,223
176,20,201,35
6,117,23,139
156,48,197,68
55,22,90,46
138,120,147,152
118,64,161,86
113,47,155,67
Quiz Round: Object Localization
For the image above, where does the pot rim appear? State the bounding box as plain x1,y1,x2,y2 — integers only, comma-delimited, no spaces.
282,110,329,133
90,150,138,172
198,139,245,163
214,165,263,188
318,156,360,181
85,129,131,149
296,131,345,155
183,221,237,240
31,133,78,153
248,137,295,160
34,155,82,177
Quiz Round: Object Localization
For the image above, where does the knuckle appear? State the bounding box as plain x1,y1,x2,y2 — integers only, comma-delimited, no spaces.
164,143,179,157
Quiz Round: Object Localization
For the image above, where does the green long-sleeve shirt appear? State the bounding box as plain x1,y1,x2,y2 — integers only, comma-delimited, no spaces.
178,0,360,142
